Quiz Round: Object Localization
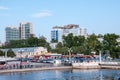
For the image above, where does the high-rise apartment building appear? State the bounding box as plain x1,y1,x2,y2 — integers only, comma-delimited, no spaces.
5,22,34,42
79,28,87,38
5,27,19,42
63,24,79,36
51,26,63,42
51,24,88,43
19,22,33,40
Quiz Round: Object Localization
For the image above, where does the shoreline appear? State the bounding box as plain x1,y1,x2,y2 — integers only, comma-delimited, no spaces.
0,66,72,73
0,65,120,74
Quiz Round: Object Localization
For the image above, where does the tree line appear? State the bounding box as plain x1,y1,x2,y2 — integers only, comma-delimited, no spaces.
0,33,120,58
53,33,120,58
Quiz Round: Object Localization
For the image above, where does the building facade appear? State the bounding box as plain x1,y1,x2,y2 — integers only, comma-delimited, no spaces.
1,47,48,58
51,27,63,42
51,24,88,43
5,27,19,42
19,22,33,40
5,22,34,42
79,28,87,38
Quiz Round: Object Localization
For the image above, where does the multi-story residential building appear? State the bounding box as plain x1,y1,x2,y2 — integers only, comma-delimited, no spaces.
19,22,33,40
51,26,63,42
63,24,79,36
5,22,34,42
80,28,87,38
51,24,88,43
5,27,19,42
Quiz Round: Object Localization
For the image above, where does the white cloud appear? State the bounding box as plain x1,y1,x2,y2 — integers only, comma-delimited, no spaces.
32,11,52,18
0,6,9,10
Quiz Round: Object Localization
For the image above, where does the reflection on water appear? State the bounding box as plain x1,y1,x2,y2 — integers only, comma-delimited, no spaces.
0,69,119,80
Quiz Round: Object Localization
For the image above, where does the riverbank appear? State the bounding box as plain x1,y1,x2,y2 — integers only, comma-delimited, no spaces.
0,66,72,73
0,65,120,74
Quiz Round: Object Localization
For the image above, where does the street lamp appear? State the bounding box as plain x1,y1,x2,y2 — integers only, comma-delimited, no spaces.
99,50,102,63
5,50,8,58
68,48,72,60
98,37,103,64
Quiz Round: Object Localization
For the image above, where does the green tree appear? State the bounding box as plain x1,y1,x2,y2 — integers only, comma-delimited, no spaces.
86,34,99,54
60,47,68,55
38,36,47,47
56,42,63,49
103,33,119,58
62,33,86,54
63,33,74,48
45,43,51,52
27,37,38,47
114,46,120,58
7,49,16,57
0,50,4,56
73,36,85,46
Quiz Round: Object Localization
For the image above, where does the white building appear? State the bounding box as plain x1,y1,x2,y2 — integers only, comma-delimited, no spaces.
1,47,48,58
19,22,33,40
63,24,79,36
50,43,58,49
51,27,63,42
51,24,88,43
79,28,87,38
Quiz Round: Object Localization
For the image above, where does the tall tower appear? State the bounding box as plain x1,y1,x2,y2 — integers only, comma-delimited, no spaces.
19,22,33,40
51,26,63,42
5,27,19,42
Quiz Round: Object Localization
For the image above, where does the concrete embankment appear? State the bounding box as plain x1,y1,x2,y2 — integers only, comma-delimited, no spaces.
100,62,120,69
0,66,72,73
101,66,120,69
73,65,120,69
0,64,120,73
73,65,101,69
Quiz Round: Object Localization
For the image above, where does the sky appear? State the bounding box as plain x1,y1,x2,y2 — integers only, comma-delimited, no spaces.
0,0,120,43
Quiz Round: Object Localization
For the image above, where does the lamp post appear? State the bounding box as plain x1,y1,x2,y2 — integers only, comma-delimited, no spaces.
99,50,102,63
98,37,103,64
5,50,8,58
68,48,72,60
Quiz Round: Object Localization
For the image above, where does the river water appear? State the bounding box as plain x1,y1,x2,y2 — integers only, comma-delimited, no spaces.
0,69,119,80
